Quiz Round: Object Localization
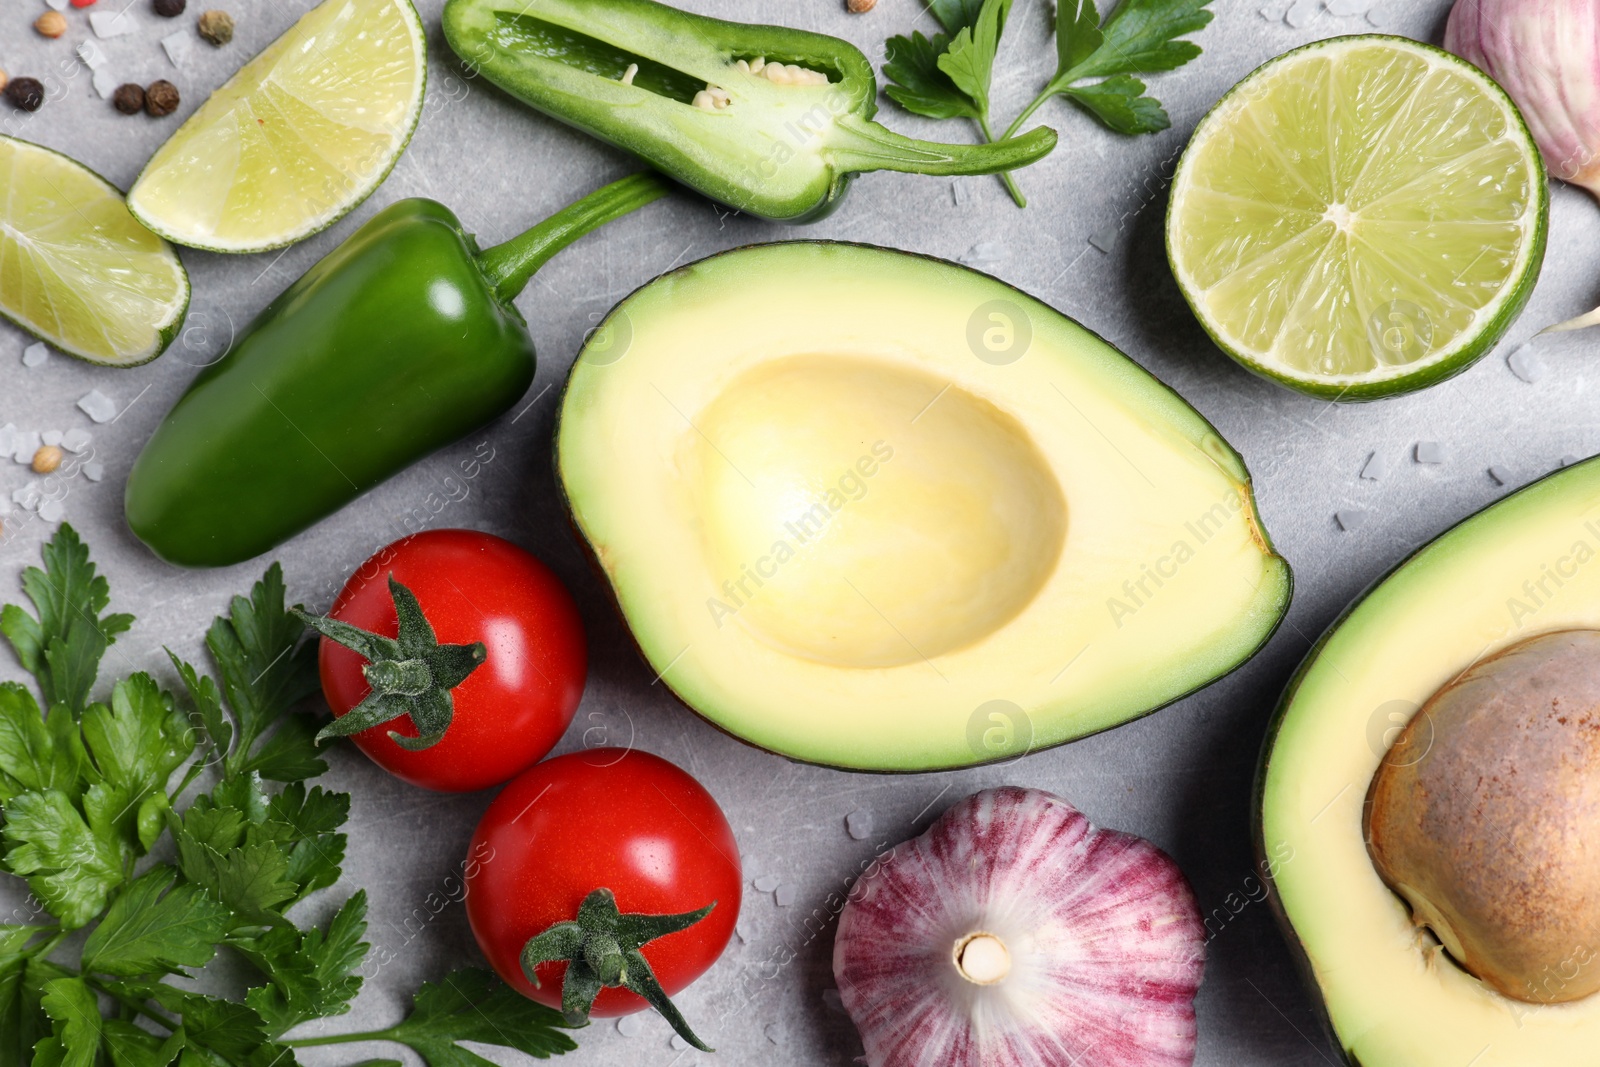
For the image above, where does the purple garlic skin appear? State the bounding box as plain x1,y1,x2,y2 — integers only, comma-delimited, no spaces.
1446,0,1600,195
833,786,1205,1067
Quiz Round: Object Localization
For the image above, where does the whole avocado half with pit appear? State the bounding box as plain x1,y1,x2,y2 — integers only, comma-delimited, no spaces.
1257,453,1600,1066
557,242,1292,772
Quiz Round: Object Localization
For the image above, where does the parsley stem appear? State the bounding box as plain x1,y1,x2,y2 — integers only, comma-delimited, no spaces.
282,1029,398,1047
977,115,1028,208
1001,84,1060,144
86,977,181,1033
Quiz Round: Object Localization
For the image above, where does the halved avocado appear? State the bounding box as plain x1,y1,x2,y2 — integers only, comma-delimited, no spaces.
1258,454,1600,1065
557,242,1291,771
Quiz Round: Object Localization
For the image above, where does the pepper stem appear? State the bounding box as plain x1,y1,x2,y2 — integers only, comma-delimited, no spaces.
827,118,1057,179
478,172,673,304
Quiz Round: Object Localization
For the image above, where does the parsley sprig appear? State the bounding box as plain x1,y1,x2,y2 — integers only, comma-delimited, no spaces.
0,525,579,1067
884,0,1214,207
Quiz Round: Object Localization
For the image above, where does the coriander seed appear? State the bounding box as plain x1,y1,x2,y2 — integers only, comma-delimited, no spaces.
35,11,69,38
145,79,180,117
6,77,45,112
32,446,64,475
197,9,234,45
0,69,9,95
113,82,145,114
847,0,877,11
154,0,186,15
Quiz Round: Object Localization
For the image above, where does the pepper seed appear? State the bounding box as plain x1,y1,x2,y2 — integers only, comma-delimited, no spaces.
153,0,186,14
6,78,45,112
113,83,145,114
145,80,180,117
32,446,64,475
35,11,69,38
197,9,234,45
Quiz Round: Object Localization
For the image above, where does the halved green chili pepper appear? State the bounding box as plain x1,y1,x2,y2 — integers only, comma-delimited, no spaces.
442,0,1057,222
124,173,668,568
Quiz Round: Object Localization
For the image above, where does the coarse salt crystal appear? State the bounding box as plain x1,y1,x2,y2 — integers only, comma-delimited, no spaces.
162,30,194,67
90,9,139,37
93,69,119,100
773,884,797,907
752,874,780,893
78,391,118,423
62,429,91,453
77,40,108,70
38,500,65,523
1415,441,1445,464
83,462,105,482
22,343,49,368
1359,451,1387,481
1336,510,1367,532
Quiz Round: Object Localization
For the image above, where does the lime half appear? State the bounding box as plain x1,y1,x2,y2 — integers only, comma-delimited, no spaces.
1167,35,1546,400
128,0,427,254
0,136,189,367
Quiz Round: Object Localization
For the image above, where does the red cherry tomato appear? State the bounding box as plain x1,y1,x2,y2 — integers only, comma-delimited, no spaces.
317,529,586,792
465,748,742,1017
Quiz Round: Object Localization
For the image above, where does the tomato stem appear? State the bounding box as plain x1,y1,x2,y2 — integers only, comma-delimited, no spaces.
520,887,717,1052
293,575,486,752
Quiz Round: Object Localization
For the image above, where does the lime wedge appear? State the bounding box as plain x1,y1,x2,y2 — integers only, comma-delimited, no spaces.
1167,36,1546,400
0,136,189,367
128,0,427,254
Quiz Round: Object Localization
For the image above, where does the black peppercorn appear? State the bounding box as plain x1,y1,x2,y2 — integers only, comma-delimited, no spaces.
153,0,186,16
5,77,45,113
113,83,146,115
145,80,180,118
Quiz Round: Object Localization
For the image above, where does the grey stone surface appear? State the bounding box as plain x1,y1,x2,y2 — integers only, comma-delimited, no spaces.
2,0,1596,1064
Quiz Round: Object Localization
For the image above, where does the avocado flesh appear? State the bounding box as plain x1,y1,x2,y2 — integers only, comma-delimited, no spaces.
558,242,1291,771
1260,455,1600,1065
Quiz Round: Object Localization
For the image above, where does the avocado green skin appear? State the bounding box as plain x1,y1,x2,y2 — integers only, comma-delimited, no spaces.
1249,456,1600,1067
441,0,1054,223
124,199,534,568
1167,34,1548,402
554,239,1295,773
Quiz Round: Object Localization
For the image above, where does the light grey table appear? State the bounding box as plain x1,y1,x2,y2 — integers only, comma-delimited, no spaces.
2,0,1595,1063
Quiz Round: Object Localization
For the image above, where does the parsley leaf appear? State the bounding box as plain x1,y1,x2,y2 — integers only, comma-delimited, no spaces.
884,31,977,120
0,684,85,804
377,968,580,1065
936,0,1012,118
101,1021,182,1067
239,890,367,1036
2,789,124,929
0,524,132,716
80,866,231,977
928,0,983,33
1063,73,1171,133
32,977,100,1067
1082,0,1212,77
203,565,321,780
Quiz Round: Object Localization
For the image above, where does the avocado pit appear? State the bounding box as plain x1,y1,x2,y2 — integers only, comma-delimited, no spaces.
1365,629,1600,1004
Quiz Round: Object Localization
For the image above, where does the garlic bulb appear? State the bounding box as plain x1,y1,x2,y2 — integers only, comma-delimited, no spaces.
833,786,1205,1067
1445,0,1600,195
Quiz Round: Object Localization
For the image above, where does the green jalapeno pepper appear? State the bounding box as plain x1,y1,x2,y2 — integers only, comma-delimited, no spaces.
124,173,668,568
441,0,1057,222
